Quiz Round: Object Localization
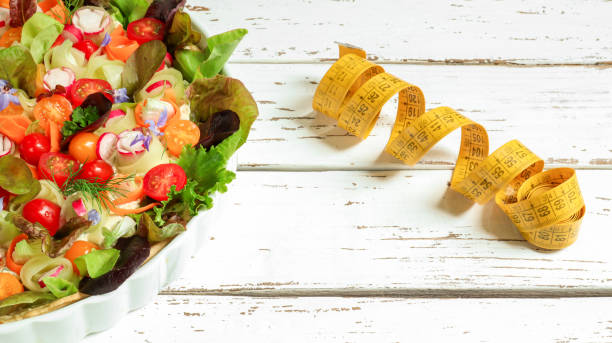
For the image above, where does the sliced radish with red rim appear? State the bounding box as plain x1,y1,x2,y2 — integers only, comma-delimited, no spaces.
96,132,119,163
0,133,14,157
61,24,84,43
43,67,76,92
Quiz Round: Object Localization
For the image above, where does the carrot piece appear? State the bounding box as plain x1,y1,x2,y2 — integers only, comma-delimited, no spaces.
0,27,22,48
39,0,68,23
27,163,38,179
6,234,28,275
0,103,24,117
0,105,31,144
113,177,145,206
49,121,61,152
0,273,24,301
105,199,160,215
104,27,139,62
64,241,99,275
0,0,9,8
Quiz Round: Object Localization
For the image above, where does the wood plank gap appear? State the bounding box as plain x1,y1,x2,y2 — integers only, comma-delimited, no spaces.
160,288,612,299
236,165,612,172
228,60,612,68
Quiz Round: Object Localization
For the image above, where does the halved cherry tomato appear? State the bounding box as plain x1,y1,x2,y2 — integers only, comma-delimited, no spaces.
0,27,22,48
22,199,62,236
73,39,98,60
19,133,51,165
77,160,113,184
69,78,113,108
33,94,73,135
37,152,79,188
165,120,200,156
64,240,99,275
127,17,165,45
68,132,99,163
6,234,28,274
143,163,187,201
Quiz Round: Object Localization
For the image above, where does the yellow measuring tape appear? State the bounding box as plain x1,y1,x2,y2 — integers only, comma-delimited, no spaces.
313,44,586,249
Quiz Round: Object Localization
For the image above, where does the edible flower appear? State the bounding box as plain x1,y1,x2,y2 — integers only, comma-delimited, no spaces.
0,80,21,112
145,108,167,137
100,33,111,48
87,209,101,225
130,131,152,151
112,88,130,103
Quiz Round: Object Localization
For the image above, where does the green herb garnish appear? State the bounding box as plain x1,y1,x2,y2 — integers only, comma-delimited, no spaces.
61,106,99,138
60,166,134,210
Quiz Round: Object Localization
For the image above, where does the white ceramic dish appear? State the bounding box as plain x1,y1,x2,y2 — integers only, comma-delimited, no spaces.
0,154,236,343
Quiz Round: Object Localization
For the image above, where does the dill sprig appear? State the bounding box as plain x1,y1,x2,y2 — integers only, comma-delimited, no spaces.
60,165,135,211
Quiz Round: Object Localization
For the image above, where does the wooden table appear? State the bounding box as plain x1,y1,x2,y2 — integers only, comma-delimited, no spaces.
84,1,612,341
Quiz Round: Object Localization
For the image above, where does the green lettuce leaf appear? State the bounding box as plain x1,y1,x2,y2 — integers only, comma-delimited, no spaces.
0,211,20,248
195,28,247,79
101,216,137,248
187,75,259,149
41,277,78,299
121,40,167,95
0,155,38,195
0,45,37,97
152,180,211,226
74,248,120,278
110,0,149,26
21,13,64,63
0,291,56,316
12,239,42,264
139,213,186,243
174,48,206,82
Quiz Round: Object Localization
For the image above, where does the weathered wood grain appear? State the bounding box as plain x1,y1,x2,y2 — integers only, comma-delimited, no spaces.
187,0,612,65
229,64,612,170
82,295,612,343
150,170,612,294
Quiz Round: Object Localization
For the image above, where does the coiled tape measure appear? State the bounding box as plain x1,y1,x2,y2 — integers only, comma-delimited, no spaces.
313,43,585,249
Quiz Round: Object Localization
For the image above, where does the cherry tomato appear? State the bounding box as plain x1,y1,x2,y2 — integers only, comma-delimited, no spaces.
77,160,114,184
68,132,99,163
22,199,62,236
73,39,98,60
0,187,11,209
64,240,99,275
143,163,187,201
38,152,79,188
164,120,200,156
33,94,73,131
19,133,51,165
69,78,113,108
127,17,165,45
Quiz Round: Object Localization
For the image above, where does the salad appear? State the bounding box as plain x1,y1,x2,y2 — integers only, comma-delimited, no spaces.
0,0,257,321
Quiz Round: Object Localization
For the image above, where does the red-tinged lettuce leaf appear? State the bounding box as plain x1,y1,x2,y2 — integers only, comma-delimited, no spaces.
165,11,202,52
138,212,185,243
9,0,37,27
0,155,37,195
121,40,167,96
187,75,258,149
196,109,240,150
145,0,185,24
78,235,150,295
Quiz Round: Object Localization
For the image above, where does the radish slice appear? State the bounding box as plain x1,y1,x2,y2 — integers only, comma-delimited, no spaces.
43,67,76,92
156,53,174,72
142,99,175,123
0,133,14,158
96,132,119,163
0,8,9,37
61,24,84,43
72,199,87,217
145,80,172,94
38,265,65,288
103,110,126,128
72,6,111,45
117,129,147,156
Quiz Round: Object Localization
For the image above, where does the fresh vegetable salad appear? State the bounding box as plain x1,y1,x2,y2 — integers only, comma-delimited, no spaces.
0,0,257,320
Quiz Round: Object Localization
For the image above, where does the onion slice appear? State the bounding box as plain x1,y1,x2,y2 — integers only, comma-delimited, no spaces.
145,80,172,94
117,129,147,156
37,265,65,288
0,133,14,157
43,67,76,92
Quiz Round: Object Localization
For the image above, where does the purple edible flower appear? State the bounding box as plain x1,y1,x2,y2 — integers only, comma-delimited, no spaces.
100,33,111,48
87,209,101,225
0,79,21,112
130,131,152,151
113,88,130,103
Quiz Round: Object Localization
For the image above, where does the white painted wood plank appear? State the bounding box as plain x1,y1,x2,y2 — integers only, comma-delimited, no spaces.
82,295,612,343
230,64,612,170
187,0,612,64
156,170,612,293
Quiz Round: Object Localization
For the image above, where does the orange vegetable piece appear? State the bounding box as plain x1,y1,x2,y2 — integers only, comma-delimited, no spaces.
165,120,200,156
5,234,28,274
0,27,22,48
104,26,139,62
64,241,99,275
39,0,68,23
33,94,73,136
134,98,179,130
0,104,30,144
0,273,24,301
0,0,9,8
112,176,145,206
